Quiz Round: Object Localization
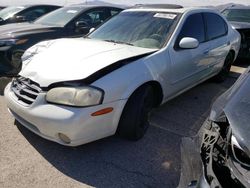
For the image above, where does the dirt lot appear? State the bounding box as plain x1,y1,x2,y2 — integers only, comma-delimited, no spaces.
0,62,247,188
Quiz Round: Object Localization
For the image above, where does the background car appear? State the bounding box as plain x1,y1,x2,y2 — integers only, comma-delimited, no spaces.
0,4,123,77
4,5,240,146
0,6,6,10
222,5,250,59
200,66,250,188
0,5,60,25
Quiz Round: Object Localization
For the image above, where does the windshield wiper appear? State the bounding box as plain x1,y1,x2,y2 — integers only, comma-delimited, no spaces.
104,39,134,46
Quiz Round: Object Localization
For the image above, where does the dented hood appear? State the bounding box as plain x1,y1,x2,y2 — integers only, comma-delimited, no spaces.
20,38,156,87
229,21,250,30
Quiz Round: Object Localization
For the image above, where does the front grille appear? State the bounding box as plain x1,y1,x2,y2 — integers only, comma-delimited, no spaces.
11,77,41,105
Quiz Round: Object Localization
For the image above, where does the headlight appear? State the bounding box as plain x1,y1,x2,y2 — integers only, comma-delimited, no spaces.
46,87,104,107
231,135,250,167
0,39,28,50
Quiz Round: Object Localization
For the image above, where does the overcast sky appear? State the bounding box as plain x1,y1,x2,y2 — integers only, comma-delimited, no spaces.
0,0,249,6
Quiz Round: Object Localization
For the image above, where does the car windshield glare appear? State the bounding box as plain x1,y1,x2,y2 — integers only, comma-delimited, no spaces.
35,7,81,27
89,11,178,49
0,6,25,20
222,9,250,23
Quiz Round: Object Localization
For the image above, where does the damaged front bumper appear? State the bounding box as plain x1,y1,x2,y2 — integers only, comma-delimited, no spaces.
199,119,249,188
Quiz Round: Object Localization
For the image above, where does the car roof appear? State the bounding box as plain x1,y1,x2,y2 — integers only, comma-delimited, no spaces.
65,4,123,10
134,4,184,9
16,4,60,8
29,4,61,7
125,5,216,14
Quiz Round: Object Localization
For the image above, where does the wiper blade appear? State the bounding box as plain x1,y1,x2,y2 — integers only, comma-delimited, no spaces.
104,39,134,46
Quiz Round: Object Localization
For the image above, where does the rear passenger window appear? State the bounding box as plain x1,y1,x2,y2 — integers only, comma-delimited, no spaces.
204,13,227,40
178,13,205,43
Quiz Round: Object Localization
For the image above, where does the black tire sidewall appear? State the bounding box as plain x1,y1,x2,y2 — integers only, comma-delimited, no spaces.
214,52,233,82
117,85,155,140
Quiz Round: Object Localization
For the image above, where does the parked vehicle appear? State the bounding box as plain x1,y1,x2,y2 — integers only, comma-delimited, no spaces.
0,4,123,76
199,66,250,188
222,5,250,59
0,5,60,25
5,5,240,146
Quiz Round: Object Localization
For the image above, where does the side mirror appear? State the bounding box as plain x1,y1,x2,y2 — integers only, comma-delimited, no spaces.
75,21,90,34
89,28,95,33
15,15,27,22
75,21,89,29
179,37,199,49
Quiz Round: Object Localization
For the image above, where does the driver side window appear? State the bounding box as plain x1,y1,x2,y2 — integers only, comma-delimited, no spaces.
75,13,93,26
178,13,205,44
87,9,108,27
75,9,107,28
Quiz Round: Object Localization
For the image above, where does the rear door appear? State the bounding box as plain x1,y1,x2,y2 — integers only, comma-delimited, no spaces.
203,12,230,74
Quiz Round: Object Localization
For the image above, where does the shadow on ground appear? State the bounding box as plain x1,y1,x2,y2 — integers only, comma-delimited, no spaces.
234,58,249,68
17,122,181,188
15,78,236,188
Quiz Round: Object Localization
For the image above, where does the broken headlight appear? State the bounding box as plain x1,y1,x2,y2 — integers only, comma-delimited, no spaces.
231,135,250,167
46,86,104,107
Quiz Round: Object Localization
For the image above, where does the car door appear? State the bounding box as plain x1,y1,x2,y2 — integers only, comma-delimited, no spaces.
168,13,211,92
203,12,230,74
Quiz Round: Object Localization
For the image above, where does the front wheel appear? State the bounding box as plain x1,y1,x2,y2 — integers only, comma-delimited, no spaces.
117,85,155,140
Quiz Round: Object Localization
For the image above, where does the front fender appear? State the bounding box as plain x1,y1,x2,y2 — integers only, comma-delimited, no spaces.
92,57,161,104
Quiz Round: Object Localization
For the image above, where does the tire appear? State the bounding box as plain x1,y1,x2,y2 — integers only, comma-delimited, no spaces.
213,52,234,82
11,50,24,69
117,85,155,141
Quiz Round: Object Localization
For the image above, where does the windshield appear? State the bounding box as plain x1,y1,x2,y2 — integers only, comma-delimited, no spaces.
222,9,250,23
0,6,25,20
35,7,82,27
89,11,178,49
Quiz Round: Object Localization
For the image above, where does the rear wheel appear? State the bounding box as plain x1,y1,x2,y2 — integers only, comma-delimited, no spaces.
213,52,234,82
117,85,155,140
